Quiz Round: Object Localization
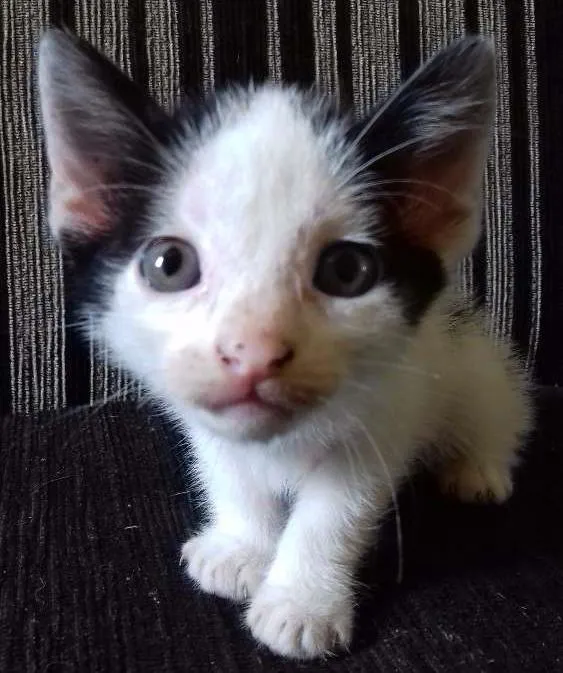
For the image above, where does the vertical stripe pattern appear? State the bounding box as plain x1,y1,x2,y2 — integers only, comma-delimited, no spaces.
199,0,215,94
477,1,514,342
145,0,182,110
266,0,282,82
418,0,465,54
522,0,541,370
350,0,400,116
312,0,339,95
0,0,65,413
0,0,552,412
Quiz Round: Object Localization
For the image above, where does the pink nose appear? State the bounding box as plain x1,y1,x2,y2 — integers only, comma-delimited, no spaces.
216,333,294,381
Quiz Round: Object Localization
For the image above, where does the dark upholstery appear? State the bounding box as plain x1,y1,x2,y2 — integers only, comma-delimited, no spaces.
1,1,562,670
2,391,563,671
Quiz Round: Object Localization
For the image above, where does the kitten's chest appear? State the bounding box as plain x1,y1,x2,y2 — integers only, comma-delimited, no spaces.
247,441,329,493
194,427,331,495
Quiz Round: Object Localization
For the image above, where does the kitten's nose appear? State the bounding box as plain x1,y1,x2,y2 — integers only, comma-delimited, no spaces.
216,333,295,380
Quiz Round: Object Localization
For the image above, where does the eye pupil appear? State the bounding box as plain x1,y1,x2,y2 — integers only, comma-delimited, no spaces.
158,247,183,276
314,242,380,298
333,251,361,284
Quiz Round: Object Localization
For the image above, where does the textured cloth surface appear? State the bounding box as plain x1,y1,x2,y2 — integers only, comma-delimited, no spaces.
0,0,560,413
1,393,562,672
2,3,563,671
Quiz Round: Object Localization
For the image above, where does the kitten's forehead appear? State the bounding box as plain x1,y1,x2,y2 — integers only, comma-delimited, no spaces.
188,86,342,188
162,87,366,257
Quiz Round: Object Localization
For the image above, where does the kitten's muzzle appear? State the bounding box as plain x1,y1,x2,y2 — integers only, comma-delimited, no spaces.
204,331,298,413
215,332,295,380
192,331,323,418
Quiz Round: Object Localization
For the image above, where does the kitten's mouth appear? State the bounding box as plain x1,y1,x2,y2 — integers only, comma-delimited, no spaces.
198,380,319,422
206,390,292,418
193,382,325,439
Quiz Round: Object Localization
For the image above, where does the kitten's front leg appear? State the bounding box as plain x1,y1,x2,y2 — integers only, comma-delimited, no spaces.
182,441,284,602
246,462,383,659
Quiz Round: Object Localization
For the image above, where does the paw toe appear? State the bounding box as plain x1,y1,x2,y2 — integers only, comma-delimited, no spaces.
439,459,513,504
181,531,268,601
247,584,353,659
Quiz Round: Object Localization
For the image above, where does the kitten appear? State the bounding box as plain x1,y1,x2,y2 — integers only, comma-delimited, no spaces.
38,29,532,659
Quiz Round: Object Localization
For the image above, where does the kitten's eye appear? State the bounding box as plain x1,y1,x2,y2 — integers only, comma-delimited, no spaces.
140,237,201,292
314,242,381,298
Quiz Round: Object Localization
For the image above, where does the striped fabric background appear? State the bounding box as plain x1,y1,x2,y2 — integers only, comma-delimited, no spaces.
0,0,560,414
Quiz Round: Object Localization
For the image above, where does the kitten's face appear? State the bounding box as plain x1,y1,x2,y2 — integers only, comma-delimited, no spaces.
105,89,412,440
39,31,494,441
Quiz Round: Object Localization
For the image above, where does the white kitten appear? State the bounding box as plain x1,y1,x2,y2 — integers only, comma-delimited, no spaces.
39,30,532,659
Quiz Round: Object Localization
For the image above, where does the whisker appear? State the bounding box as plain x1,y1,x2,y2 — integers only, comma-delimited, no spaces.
28,379,140,444
61,182,174,201
348,355,442,380
49,148,172,180
345,189,442,212
355,177,462,202
345,412,404,584
336,137,421,192
333,85,412,174
42,100,180,177
55,381,142,453
0,320,89,337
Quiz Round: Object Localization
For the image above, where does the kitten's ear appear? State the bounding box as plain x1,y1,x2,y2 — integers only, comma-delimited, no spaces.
352,36,495,265
38,28,169,241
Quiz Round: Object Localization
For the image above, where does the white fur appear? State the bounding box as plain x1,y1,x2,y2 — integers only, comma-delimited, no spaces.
40,34,532,660
97,90,530,659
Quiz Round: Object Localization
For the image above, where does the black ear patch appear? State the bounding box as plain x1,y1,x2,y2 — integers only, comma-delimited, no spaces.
39,28,171,241
40,28,170,146
339,37,495,324
346,36,494,259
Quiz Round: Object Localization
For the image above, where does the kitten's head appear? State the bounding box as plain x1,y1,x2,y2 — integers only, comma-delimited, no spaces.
38,29,495,441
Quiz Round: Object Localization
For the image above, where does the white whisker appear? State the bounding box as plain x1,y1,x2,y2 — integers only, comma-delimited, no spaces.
335,137,421,192
346,189,442,212
64,182,174,201
357,177,461,202
345,412,404,584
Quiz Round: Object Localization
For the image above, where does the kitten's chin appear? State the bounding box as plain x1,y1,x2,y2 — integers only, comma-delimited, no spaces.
192,401,299,442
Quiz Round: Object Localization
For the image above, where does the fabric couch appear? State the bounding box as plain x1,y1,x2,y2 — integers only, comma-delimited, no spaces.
1,1,562,671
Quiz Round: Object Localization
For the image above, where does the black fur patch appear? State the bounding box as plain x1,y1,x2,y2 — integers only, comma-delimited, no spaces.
51,27,449,329
48,33,222,317
342,129,447,326
335,37,494,326
377,226,446,325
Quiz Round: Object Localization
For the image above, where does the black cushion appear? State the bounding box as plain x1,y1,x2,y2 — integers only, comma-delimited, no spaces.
1,390,562,671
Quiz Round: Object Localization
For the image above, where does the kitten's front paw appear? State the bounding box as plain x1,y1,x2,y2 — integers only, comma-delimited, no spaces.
439,458,513,503
246,583,353,659
182,530,269,601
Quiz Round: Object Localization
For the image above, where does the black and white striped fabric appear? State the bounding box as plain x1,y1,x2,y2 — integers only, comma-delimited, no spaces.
0,0,559,414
